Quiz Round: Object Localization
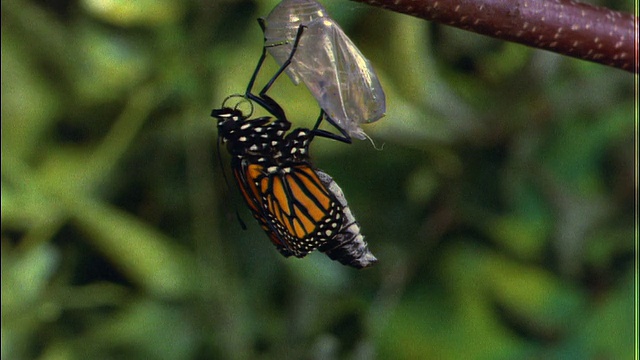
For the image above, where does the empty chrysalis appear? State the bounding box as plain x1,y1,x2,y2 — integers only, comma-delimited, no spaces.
261,0,386,140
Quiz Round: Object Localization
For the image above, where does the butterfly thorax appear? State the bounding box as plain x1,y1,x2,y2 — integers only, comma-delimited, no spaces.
213,108,291,160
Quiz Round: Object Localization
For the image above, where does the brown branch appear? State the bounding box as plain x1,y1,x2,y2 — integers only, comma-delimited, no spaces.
352,0,638,73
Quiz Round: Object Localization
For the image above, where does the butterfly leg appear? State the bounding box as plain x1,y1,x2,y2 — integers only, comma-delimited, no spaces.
244,36,267,103
244,32,288,121
310,110,353,144
257,23,306,97
246,23,307,122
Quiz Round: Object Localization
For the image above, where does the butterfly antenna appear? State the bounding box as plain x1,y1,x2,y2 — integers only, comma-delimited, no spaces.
216,136,248,230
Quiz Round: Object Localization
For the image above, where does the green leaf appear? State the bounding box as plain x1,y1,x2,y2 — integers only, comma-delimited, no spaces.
68,198,196,299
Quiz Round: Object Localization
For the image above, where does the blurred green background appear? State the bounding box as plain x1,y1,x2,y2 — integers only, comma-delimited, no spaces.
1,0,636,359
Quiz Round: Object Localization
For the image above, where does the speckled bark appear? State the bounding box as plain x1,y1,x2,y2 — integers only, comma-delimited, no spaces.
352,0,637,73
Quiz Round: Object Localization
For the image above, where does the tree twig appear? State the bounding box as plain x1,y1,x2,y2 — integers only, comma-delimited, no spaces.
352,0,637,73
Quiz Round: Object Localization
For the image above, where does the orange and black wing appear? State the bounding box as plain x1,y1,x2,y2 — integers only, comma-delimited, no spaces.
234,161,343,258
233,162,294,256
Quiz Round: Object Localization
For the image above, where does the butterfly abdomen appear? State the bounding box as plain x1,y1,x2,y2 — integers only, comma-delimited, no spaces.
316,170,377,269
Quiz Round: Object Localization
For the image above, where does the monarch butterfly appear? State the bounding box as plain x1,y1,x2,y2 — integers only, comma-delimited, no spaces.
261,0,386,140
211,27,376,268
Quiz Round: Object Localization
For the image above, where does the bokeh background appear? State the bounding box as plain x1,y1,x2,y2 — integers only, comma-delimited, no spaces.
2,0,636,359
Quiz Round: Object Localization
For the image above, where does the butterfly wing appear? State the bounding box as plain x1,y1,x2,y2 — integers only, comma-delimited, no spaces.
234,159,345,258
233,161,295,257
256,164,343,257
